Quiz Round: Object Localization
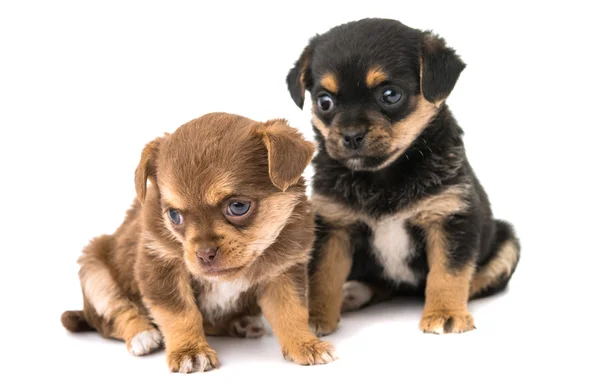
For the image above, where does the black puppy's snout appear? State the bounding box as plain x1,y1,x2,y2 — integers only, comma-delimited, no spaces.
342,128,367,150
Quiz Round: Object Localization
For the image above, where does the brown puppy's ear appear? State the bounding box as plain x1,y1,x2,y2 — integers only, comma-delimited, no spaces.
261,120,315,192
286,39,316,109
420,31,466,104
134,135,165,203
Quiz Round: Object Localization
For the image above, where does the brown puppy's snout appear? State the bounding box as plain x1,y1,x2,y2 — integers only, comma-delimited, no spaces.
196,246,219,266
341,127,367,150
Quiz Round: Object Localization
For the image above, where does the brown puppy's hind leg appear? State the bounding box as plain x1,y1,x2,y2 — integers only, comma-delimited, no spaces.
308,228,352,336
420,226,475,334
76,235,162,355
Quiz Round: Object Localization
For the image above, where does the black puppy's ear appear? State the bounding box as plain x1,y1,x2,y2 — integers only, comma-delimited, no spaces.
286,40,315,109
420,31,466,104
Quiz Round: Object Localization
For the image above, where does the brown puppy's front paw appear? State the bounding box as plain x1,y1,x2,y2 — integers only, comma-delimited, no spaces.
308,314,339,337
167,344,219,373
229,315,266,339
420,310,476,334
282,338,337,365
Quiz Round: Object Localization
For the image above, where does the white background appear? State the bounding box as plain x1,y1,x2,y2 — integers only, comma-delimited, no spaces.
1,1,598,388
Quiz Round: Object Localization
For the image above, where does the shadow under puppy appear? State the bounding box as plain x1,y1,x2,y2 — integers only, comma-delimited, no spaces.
61,113,336,372
286,18,520,335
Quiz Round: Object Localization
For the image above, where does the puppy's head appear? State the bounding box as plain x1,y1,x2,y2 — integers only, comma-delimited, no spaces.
135,113,314,280
286,18,465,171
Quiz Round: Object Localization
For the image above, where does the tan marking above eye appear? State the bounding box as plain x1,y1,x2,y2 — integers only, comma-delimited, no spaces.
320,73,338,94
366,66,387,88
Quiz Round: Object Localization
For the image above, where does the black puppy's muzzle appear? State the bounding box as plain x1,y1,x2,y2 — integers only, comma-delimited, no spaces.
341,127,367,150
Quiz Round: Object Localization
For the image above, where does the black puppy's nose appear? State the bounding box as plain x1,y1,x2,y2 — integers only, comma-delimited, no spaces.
342,128,367,149
196,247,218,265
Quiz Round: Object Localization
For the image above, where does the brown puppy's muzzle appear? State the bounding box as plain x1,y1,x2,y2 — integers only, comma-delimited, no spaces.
196,246,218,266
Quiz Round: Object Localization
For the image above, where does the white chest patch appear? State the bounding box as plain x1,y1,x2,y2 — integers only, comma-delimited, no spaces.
369,215,418,286
198,278,250,320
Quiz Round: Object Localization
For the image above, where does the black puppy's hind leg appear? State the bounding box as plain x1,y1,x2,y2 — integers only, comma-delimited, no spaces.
470,220,521,299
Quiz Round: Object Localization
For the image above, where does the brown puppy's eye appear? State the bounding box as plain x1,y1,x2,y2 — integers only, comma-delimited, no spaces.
168,209,183,225
317,94,334,113
227,201,251,217
381,87,403,105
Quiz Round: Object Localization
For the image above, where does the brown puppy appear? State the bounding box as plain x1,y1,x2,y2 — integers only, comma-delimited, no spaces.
61,112,336,373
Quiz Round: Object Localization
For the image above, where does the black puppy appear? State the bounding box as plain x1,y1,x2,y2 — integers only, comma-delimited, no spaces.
286,18,520,335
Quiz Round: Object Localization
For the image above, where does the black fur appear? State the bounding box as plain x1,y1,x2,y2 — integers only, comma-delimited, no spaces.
287,18,520,303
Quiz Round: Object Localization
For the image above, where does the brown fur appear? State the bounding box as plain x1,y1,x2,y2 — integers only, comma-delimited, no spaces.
307,228,353,336
320,73,338,94
419,226,475,334
365,66,387,88
62,113,335,372
258,263,336,364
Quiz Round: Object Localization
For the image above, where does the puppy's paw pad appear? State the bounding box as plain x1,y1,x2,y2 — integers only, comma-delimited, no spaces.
308,315,339,337
230,315,265,338
168,345,219,373
128,329,163,356
283,339,337,365
341,281,373,312
420,311,475,334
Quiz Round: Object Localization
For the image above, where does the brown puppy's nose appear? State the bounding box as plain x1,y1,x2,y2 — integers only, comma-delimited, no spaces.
342,128,367,150
196,247,218,265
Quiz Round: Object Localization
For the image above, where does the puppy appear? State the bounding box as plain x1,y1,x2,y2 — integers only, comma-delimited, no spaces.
286,18,521,335
61,113,336,372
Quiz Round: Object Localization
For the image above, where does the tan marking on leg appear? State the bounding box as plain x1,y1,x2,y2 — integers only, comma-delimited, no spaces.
259,272,336,365
308,228,352,336
470,239,519,297
365,66,387,88
409,186,470,226
420,225,475,334
311,193,360,227
320,73,338,94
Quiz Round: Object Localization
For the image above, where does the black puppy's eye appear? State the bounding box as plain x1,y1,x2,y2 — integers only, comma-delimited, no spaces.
168,209,183,225
317,94,334,112
381,88,403,105
227,201,250,217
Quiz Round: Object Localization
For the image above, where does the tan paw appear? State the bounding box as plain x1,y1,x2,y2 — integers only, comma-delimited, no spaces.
127,329,163,356
282,338,337,365
229,315,266,339
420,310,476,334
167,344,219,373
